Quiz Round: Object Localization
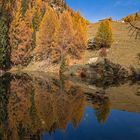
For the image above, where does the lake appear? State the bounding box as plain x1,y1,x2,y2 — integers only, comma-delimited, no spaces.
0,72,140,140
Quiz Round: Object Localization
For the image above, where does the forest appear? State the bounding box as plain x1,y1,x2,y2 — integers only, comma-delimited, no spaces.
0,0,88,71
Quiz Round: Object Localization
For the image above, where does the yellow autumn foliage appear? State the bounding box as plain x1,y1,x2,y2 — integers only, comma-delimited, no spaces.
9,8,33,66
59,11,75,55
72,11,88,50
34,5,60,62
7,0,88,66
95,20,113,49
124,15,135,22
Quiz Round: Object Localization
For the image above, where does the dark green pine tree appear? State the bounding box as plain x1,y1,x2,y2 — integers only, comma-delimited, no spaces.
21,0,28,16
0,17,9,69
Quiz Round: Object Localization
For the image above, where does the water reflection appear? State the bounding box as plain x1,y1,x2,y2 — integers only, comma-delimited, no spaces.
42,107,140,140
85,92,110,123
0,73,140,140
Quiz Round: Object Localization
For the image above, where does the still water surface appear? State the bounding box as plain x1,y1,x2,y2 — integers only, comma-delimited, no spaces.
0,73,140,140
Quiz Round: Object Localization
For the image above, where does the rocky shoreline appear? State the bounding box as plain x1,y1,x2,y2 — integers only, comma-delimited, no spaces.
64,58,140,87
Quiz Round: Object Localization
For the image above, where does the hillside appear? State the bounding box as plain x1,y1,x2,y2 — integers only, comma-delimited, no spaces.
0,0,88,72
86,21,140,69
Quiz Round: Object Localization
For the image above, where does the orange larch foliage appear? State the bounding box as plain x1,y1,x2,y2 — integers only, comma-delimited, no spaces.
9,8,33,66
59,11,75,55
34,5,60,63
72,11,88,50
7,0,88,67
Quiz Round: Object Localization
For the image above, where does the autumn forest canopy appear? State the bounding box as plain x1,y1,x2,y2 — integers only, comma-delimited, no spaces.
0,0,88,69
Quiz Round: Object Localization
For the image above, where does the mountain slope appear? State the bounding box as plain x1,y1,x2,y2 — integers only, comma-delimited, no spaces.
86,21,140,69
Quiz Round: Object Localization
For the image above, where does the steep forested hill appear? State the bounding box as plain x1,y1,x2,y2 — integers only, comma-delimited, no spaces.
0,0,88,71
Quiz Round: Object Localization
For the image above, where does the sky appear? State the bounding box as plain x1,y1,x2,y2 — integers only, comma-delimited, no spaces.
66,0,140,22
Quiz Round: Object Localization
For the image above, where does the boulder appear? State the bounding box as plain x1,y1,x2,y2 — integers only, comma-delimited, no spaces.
88,57,99,64
66,58,130,87
68,58,129,87
87,39,97,50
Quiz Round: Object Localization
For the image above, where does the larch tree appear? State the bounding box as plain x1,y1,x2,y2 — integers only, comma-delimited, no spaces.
59,11,76,72
34,5,60,63
31,0,48,49
31,1,43,49
72,11,88,51
59,11,77,58
95,20,113,50
9,8,33,66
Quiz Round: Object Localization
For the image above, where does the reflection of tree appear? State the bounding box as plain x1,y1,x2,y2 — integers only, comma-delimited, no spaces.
0,73,86,139
59,73,66,92
85,92,110,123
0,74,10,139
94,99,110,123
7,74,40,139
29,87,40,129
34,76,85,131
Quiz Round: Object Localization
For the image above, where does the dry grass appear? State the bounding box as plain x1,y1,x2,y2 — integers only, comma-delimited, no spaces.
9,61,60,75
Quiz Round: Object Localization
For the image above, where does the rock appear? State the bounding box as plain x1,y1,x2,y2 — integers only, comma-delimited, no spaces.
0,70,5,76
118,68,129,78
87,39,97,50
136,88,140,96
84,59,129,85
66,58,130,87
88,57,98,64
130,67,140,80
96,90,106,95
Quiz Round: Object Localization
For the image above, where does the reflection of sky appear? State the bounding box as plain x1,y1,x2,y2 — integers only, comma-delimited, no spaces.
66,0,140,22
41,107,140,140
